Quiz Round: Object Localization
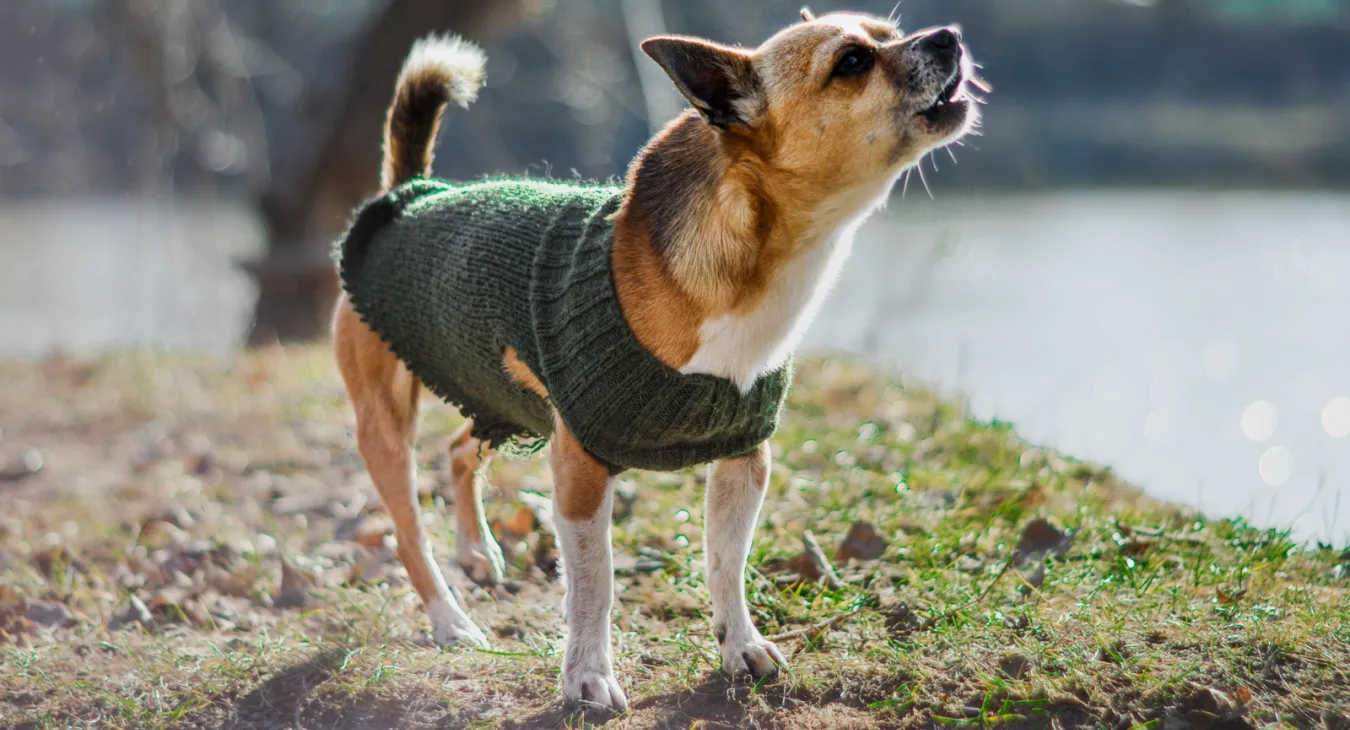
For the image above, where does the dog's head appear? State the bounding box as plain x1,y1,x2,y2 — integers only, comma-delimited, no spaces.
642,9,981,198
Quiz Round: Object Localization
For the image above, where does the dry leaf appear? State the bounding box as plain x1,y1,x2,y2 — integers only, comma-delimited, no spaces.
999,653,1032,679
1216,589,1245,606
354,531,391,550
1016,517,1074,564
835,521,889,562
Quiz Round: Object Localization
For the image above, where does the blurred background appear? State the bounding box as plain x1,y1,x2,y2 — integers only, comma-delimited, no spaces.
2,0,1348,542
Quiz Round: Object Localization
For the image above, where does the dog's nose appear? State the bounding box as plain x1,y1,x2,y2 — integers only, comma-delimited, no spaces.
921,28,961,58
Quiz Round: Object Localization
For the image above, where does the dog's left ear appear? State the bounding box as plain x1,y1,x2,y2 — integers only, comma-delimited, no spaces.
641,36,763,130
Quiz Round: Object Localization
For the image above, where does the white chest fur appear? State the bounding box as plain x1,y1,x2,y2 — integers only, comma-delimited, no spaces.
679,226,858,391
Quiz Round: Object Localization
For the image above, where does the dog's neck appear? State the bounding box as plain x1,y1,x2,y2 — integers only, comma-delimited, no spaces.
614,112,890,391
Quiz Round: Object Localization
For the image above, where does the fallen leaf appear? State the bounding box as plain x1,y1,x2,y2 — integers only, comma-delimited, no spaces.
1121,538,1153,557
999,653,1032,680
503,505,536,537
1216,589,1245,606
1016,517,1074,565
835,521,889,562
354,531,391,550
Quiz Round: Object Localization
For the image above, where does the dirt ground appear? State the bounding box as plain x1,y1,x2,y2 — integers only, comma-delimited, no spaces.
1,348,1347,729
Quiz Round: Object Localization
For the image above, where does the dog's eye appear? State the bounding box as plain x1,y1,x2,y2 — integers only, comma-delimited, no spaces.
832,47,874,78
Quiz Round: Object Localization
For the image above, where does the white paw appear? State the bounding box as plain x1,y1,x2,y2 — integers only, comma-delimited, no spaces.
428,599,490,649
562,666,628,711
456,538,506,587
718,627,786,680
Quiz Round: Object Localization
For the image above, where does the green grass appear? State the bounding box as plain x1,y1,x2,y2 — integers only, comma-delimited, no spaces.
0,347,1346,729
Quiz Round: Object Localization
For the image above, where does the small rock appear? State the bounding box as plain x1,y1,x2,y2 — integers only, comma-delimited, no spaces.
25,601,73,628
333,513,365,542
956,555,986,573
109,596,153,630
835,521,889,562
0,449,43,482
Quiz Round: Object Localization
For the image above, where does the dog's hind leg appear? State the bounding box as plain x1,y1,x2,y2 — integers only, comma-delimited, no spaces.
334,296,489,649
549,418,627,711
447,423,505,586
705,441,785,679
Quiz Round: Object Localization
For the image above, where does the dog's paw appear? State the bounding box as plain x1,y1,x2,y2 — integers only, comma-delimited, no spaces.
562,667,628,712
428,599,490,650
456,539,506,587
719,629,786,681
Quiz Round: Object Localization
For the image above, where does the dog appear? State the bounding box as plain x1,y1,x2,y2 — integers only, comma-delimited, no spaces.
332,8,980,710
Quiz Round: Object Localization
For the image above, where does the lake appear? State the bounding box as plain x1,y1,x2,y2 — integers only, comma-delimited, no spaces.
3,192,1348,543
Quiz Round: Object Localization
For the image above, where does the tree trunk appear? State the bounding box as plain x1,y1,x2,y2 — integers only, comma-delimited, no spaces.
244,0,530,345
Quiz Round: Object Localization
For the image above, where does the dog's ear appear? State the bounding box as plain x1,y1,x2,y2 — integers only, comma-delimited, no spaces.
800,7,815,21
640,36,763,129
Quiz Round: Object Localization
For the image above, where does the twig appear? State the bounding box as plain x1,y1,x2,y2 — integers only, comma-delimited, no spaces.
767,608,864,643
801,530,843,589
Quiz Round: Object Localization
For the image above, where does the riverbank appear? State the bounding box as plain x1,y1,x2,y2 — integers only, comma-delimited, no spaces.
1,347,1345,728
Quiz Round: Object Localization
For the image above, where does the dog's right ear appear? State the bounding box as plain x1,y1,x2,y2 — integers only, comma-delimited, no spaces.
640,36,763,130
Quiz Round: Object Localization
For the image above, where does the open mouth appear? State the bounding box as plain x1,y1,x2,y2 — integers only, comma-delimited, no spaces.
918,73,966,122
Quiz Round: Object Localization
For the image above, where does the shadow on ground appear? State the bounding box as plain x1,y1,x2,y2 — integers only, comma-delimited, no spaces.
206,649,908,730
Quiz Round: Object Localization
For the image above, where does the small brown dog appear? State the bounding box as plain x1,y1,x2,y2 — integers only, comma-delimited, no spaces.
333,8,980,710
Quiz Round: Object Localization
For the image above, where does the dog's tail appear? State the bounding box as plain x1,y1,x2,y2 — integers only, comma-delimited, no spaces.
380,34,486,191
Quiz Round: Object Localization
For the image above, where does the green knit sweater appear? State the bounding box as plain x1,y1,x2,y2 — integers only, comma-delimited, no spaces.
337,177,791,472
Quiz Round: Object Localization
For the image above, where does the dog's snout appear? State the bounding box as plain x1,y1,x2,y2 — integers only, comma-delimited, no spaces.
921,28,961,58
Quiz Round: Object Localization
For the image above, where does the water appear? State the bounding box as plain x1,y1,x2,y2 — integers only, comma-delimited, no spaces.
0,198,263,355
3,192,1348,543
808,191,1350,545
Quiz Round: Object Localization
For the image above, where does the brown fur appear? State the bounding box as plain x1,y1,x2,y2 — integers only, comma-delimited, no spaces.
502,347,549,398
382,68,451,190
549,417,612,522
612,13,972,365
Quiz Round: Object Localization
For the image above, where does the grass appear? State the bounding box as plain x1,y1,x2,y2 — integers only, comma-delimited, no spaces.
0,346,1346,729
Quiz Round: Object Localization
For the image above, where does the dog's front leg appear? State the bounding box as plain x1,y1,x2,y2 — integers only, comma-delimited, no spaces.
549,419,627,711
706,441,785,679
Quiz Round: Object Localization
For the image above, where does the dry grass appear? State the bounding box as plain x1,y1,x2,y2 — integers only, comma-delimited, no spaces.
0,347,1346,729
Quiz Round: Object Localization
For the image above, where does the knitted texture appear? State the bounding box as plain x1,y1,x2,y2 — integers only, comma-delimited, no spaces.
337,177,791,472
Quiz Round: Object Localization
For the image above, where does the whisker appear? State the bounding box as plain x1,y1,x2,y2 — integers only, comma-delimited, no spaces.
917,156,934,200
901,167,913,200
945,146,959,165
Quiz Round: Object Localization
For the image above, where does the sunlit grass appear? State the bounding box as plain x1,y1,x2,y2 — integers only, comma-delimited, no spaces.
0,347,1345,729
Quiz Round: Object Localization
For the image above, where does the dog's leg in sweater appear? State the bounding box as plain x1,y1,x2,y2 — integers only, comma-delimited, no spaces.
550,419,627,711
447,423,505,586
706,441,785,678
